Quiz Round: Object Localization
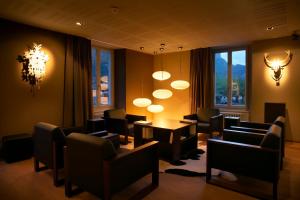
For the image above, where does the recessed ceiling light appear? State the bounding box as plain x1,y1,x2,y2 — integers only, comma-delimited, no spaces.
76,22,82,26
266,26,274,31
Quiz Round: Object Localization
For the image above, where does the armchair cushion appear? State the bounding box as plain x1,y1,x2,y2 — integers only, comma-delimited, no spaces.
104,109,126,119
196,108,220,122
260,124,281,149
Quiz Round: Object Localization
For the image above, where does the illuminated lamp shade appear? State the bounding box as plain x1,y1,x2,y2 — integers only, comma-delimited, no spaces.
170,80,190,90
152,89,173,99
152,71,171,81
147,104,164,113
133,98,152,107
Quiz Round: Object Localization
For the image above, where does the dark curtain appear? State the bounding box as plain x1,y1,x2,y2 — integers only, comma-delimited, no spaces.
114,49,126,109
63,35,92,127
190,48,213,113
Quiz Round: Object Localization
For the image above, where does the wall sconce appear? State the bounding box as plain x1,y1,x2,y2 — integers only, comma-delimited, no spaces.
264,50,292,86
17,43,49,94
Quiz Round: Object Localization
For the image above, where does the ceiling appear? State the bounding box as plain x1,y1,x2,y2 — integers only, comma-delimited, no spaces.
0,0,299,54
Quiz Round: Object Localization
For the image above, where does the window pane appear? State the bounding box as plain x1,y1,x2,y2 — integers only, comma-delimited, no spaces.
215,52,228,105
232,50,246,106
92,48,98,106
100,50,111,105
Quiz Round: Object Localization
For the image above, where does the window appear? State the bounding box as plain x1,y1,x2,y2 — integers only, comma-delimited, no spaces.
92,47,113,110
214,48,247,108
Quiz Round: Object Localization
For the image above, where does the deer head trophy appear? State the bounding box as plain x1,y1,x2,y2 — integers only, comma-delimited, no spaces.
264,50,292,86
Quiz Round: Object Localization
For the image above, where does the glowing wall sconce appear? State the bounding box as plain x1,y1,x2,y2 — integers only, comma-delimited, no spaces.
152,89,173,99
147,104,164,113
264,50,292,86
17,43,49,93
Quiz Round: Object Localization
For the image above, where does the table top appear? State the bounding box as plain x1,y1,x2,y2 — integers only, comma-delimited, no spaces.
134,119,195,131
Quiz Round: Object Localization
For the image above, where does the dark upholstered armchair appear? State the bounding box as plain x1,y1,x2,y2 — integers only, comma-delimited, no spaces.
33,122,115,186
228,116,285,168
207,124,282,199
103,108,146,144
64,133,159,200
184,108,223,137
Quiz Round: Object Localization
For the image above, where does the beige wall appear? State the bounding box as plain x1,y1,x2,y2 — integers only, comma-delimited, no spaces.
0,20,65,138
251,36,300,142
153,51,191,120
125,50,154,120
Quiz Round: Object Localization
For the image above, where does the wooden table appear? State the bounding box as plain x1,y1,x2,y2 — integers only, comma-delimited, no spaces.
134,119,197,162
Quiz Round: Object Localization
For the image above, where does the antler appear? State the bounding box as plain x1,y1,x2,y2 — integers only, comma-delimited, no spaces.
264,53,273,68
280,50,293,68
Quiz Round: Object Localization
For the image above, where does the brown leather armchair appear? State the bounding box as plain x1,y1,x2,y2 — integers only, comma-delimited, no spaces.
64,133,159,200
33,122,116,186
184,108,224,138
207,124,282,200
103,108,146,144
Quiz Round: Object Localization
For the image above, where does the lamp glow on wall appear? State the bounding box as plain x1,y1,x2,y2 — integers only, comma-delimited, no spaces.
171,47,190,90
133,47,152,107
264,50,292,86
152,45,171,81
147,104,164,113
17,43,49,94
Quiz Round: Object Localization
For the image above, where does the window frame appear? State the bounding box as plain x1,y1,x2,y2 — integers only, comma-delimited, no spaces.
92,46,114,114
213,46,248,110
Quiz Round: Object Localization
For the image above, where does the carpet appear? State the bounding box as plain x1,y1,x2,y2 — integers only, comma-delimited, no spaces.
161,145,238,181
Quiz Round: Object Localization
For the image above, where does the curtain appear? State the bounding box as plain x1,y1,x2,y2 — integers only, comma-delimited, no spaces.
190,48,213,113
63,35,92,127
114,49,126,109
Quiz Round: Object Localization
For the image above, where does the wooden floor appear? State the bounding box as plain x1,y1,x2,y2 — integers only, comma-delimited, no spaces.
0,142,299,200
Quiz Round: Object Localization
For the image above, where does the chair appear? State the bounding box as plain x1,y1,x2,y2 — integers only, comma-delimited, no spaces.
207,124,282,200
64,133,159,200
33,122,115,186
103,108,146,144
184,108,224,137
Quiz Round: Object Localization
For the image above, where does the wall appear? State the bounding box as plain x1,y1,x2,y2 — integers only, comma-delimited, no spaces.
251,36,300,142
153,51,191,120
0,19,66,138
125,50,154,120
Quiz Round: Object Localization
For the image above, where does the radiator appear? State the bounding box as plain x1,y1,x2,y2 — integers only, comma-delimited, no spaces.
221,110,250,121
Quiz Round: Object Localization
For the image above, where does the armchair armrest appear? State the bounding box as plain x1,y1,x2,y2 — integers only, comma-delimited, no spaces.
62,126,87,135
207,139,280,182
223,129,265,145
184,114,198,120
239,121,272,130
105,118,128,133
126,114,146,123
103,141,159,192
88,130,108,137
229,126,268,134
210,114,224,131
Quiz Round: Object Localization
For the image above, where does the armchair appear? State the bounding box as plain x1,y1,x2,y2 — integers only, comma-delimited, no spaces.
64,133,159,200
207,124,282,199
184,108,223,138
33,122,116,186
228,116,285,167
104,108,146,144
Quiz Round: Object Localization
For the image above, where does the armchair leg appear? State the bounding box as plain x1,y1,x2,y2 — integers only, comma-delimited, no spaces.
206,167,211,182
65,179,72,197
34,157,40,172
273,181,278,200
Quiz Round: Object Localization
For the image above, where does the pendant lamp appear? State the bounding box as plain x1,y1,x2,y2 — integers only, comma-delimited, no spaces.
133,47,152,107
170,47,190,90
147,104,164,113
152,89,173,99
152,45,171,81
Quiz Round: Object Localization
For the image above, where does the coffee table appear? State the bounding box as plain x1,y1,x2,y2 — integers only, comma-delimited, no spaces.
134,119,197,162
